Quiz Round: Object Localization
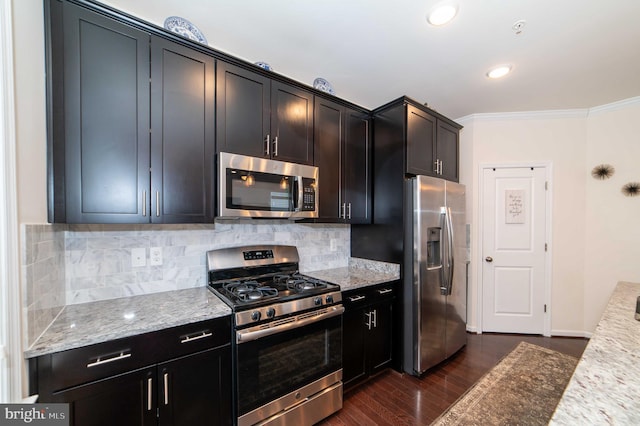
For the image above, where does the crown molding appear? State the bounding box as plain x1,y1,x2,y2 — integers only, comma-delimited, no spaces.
456,96,640,124
587,96,640,116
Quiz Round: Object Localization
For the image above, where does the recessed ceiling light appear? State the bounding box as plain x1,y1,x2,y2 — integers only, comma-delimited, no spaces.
486,65,512,79
427,4,458,26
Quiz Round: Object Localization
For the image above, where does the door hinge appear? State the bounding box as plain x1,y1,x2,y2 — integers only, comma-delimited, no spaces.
545,243,548,252
544,304,547,313
545,181,548,190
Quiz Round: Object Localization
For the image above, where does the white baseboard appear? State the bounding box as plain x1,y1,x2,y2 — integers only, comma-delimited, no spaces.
550,329,592,338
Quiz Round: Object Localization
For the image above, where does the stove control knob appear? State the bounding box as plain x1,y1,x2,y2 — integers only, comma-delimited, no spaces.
314,297,323,306
251,311,261,322
266,307,276,318
325,295,334,304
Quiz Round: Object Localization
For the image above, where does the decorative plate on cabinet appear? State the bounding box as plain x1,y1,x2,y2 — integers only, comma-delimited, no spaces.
254,62,273,71
164,16,208,44
313,77,335,95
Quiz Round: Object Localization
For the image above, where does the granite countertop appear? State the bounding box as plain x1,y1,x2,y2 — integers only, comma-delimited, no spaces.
25,287,231,359
550,281,640,424
305,257,400,291
26,258,399,359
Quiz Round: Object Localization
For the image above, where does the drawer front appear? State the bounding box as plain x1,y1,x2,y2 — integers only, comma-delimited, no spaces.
152,316,231,361
49,334,155,392
343,282,396,310
46,316,231,392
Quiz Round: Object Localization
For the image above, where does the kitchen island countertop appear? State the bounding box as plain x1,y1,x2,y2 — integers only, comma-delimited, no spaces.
305,257,400,291
25,287,231,359
551,281,640,424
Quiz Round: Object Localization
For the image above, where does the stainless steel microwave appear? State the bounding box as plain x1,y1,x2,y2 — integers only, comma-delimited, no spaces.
218,152,319,219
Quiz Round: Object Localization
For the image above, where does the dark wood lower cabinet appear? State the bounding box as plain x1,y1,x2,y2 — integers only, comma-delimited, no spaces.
342,282,396,392
31,317,232,426
55,367,156,426
158,348,231,426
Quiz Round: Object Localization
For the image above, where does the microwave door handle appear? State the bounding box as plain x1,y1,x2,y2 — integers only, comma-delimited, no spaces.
293,176,303,212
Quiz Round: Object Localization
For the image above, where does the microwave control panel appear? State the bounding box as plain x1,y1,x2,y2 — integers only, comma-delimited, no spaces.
301,178,316,211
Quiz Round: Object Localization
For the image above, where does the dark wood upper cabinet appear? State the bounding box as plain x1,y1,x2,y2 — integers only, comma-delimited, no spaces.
314,97,370,223
371,97,461,183
47,1,215,223
150,36,215,223
406,105,437,176
405,101,461,181
215,62,271,158
436,119,460,182
216,61,314,165
50,1,151,223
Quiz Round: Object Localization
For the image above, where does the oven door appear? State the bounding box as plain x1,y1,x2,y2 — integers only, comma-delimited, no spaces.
218,152,318,219
235,306,343,421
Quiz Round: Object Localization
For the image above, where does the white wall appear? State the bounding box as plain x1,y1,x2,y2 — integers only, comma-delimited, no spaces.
13,0,47,225
459,99,640,336
583,101,640,331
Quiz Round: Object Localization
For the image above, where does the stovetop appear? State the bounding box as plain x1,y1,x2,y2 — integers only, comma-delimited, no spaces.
209,272,339,310
206,245,342,325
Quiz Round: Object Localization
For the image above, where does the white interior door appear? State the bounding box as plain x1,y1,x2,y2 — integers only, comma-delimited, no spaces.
482,166,547,334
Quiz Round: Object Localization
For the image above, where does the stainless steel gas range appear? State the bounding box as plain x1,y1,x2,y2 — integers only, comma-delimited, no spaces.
206,245,343,426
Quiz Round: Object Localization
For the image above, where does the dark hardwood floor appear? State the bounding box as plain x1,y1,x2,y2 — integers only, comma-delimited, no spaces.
319,333,589,426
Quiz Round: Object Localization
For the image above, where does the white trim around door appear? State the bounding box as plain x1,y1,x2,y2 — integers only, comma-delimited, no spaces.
477,162,553,337
0,0,24,403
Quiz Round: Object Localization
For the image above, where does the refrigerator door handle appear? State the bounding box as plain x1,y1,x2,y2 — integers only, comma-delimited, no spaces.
439,208,448,295
445,206,455,295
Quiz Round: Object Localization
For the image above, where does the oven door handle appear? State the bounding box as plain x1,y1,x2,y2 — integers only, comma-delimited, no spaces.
236,306,344,344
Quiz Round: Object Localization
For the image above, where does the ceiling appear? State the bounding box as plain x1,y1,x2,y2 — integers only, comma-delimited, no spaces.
102,0,640,120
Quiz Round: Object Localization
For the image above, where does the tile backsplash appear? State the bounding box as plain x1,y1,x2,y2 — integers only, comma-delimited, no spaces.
23,221,350,346
22,224,66,348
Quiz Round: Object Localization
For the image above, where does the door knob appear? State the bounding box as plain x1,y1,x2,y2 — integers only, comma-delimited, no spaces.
485,256,493,262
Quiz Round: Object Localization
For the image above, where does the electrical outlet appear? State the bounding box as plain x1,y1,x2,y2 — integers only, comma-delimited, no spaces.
329,239,337,252
131,248,146,267
150,247,163,266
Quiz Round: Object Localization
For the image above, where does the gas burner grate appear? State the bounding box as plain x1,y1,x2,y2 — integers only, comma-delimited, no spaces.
223,281,279,303
273,273,328,292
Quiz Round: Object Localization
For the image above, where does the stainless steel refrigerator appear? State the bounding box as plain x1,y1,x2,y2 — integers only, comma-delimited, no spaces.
403,175,467,376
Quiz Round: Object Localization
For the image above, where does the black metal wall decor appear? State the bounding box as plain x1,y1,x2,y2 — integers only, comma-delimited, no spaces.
622,182,640,197
591,164,615,180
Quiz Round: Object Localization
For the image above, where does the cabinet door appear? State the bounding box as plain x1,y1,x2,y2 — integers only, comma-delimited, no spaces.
62,2,150,223
436,120,460,182
314,97,343,219
158,347,232,426
367,300,394,374
343,109,371,224
270,81,314,165
215,61,270,158
151,36,215,223
342,307,367,390
406,105,436,176
53,367,156,426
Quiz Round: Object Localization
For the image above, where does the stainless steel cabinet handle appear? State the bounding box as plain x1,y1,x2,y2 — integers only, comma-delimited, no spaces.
142,190,147,217
365,311,372,330
273,136,278,157
485,256,493,262
163,372,169,405
265,134,270,156
377,288,393,295
348,295,365,302
341,203,346,219
86,351,131,368
180,331,213,344
347,203,352,219
434,160,439,174
371,309,377,328
147,378,153,411
155,191,160,217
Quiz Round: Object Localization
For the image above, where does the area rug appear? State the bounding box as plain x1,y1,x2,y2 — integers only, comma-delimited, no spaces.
431,341,578,426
